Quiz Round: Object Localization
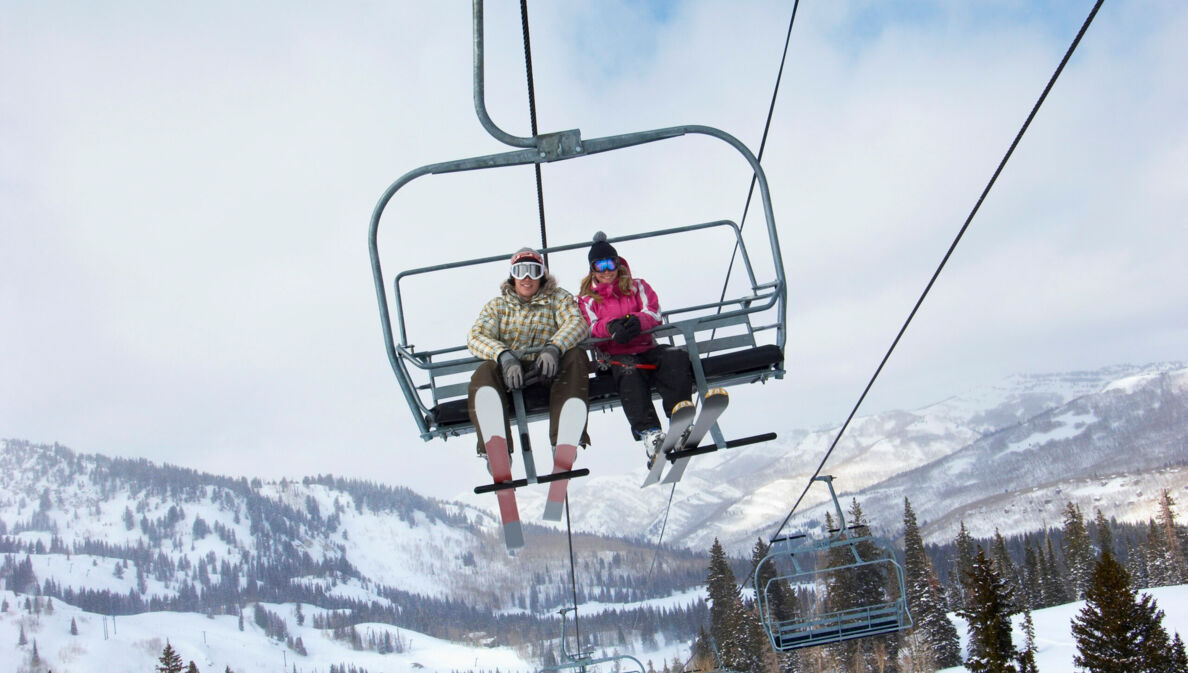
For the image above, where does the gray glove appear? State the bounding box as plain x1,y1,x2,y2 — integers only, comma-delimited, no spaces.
534,344,562,384
498,351,524,390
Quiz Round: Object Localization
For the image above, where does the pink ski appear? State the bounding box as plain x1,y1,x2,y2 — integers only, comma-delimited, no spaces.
474,386,523,550
543,397,587,521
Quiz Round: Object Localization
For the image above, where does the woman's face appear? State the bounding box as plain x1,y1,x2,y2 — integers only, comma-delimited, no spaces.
594,267,618,284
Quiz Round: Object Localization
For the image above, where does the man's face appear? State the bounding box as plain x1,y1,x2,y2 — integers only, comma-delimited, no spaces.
514,275,541,299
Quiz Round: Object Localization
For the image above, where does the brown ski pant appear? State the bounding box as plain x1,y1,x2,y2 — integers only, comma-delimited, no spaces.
467,347,590,453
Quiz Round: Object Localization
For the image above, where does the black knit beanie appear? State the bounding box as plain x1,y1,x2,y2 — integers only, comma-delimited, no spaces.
587,231,618,264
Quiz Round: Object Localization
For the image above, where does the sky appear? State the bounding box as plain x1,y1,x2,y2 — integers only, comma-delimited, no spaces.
2,1,1186,500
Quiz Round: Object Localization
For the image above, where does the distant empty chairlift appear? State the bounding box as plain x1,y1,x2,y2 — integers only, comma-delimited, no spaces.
753,476,911,651
540,607,646,673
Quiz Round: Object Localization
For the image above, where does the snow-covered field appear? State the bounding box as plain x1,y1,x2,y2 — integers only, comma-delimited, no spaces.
942,585,1188,673
1,585,1185,673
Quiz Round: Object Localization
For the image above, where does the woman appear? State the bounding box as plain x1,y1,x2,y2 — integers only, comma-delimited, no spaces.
577,232,692,460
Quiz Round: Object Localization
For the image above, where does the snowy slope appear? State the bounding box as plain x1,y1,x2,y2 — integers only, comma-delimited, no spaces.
2,584,1185,673
495,363,1187,553
943,584,1188,673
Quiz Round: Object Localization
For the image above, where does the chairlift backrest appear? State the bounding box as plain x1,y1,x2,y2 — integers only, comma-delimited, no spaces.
388,223,784,440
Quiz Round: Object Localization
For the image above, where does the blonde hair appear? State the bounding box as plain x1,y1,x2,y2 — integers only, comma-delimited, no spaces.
579,263,633,302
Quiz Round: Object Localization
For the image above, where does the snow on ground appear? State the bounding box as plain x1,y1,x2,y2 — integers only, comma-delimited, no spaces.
0,584,1186,672
576,587,706,617
941,584,1188,673
1000,409,1096,456
0,590,532,673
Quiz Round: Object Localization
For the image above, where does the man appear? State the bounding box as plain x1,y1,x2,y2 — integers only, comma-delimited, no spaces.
466,247,590,457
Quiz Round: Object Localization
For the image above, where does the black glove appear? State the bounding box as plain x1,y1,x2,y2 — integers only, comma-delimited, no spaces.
533,344,562,384
498,351,524,390
611,314,642,344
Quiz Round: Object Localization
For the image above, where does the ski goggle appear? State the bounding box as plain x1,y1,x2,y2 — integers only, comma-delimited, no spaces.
592,258,617,272
510,261,545,280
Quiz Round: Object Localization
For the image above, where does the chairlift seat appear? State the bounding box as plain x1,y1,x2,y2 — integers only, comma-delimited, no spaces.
425,343,783,432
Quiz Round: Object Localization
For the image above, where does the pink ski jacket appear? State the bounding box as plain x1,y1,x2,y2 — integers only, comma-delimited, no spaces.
577,259,663,355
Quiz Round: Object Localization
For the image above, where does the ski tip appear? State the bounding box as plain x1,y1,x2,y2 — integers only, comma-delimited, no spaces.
560,396,587,414
671,399,696,413
705,387,728,399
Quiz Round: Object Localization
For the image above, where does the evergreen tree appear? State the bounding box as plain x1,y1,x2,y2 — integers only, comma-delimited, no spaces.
690,626,715,673
901,497,961,669
1171,633,1188,673
1155,490,1188,584
705,538,767,673
825,499,899,673
186,661,200,673
751,538,798,673
959,547,1017,673
1021,538,1043,609
952,521,976,611
1016,609,1038,673
753,538,797,626
1062,502,1095,599
1127,537,1151,589
991,529,1022,614
1094,508,1114,559
1145,518,1177,587
706,538,741,659
31,640,41,667
18,623,27,646
1071,551,1177,673
157,640,185,673
70,616,79,635
1042,533,1068,606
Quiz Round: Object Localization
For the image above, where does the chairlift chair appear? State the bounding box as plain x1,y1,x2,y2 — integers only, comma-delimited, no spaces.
754,476,912,651
539,607,646,673
368,0,788,453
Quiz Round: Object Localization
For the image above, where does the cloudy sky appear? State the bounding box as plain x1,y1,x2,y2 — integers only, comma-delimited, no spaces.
3,1,1185,500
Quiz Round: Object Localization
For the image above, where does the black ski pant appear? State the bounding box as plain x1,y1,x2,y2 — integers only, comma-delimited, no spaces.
608,345,694,439
467,347,590,453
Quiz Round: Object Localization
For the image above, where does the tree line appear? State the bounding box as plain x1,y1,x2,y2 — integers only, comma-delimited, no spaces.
694,489,1188,673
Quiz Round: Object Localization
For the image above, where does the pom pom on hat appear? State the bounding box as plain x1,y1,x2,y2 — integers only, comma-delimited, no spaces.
588,231,618,264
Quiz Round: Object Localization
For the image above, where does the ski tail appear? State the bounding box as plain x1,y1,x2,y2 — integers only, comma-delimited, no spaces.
474,386,523,550
642,400,697,488
543,397,587,521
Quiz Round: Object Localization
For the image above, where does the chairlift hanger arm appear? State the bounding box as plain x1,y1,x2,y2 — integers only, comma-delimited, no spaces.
469,0,785,297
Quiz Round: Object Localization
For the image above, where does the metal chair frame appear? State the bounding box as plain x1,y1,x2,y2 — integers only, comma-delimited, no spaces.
754,476,912,651
368,0,787,443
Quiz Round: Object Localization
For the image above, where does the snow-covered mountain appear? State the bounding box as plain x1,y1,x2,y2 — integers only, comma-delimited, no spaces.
506,362,1188,553
0,442,706,613
2,361,1188,671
